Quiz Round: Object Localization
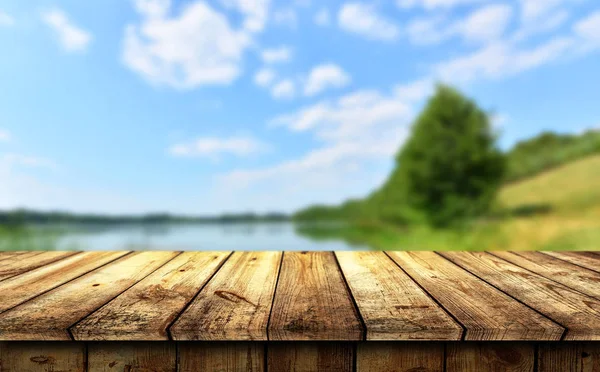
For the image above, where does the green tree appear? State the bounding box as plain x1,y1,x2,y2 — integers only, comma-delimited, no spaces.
372,84,505,227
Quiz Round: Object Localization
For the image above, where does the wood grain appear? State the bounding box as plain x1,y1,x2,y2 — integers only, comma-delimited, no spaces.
542,252,600,273
269,251,363,341
446,342,534,372
71,252,230,341
0,251,178,340
441,251,600,340
356,342,444,372
388,251,563,340
538,342,600,372
170,251,282,341
179,342,265,372
335,251,462,340
87,342,176,372
494,251,600,300
0,341,85,372
0,251,128,314
267,342,353,372
0,251,78,281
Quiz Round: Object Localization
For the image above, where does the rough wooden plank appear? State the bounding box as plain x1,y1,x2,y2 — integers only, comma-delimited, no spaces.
0,251,178,340
71,251,230,341
335,251,462,340
0,251,77,281
446,343,534,372
0,251,37,263
538,342,600,372
542,251,600,273
269,251,363,341
0,251,129,314
267,342,353,372
87,342,176,371
179,342,265,372
495,251,600,300
441,252,600,341
357,342,444,372
0,341,85,372
171,251,282,341
387,251,563,340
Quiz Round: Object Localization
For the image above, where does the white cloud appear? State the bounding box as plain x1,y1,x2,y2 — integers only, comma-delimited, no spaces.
398,0,480,10
220,0,270,32
273,8,298,29
41,8,92,53
408,4,513,45
123,1,251,89
574,11,600,47
512,8,569,42
271,79,296,99
261,46,292,64
254,68,276,87
314,9,331,26
518,0,566,22
338,3,400,41
304,63,351,96
169,136,268,159
0,10,15,27
0,129,11,143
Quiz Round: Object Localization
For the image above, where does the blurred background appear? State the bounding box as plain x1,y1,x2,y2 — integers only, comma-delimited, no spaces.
0,0,599,251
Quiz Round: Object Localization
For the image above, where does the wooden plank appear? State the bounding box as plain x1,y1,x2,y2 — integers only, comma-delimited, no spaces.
446,342,534,372
0,251,129,314
387,251,563,340
269,251,363,341
0,251,37,263
0,251,77,281
0,251,178,340
538,342,600,372
335,251,462,340
71,251,230,341
0,341,85,372
356,342,444,372
441,252,600,340
542,251,600,273
267,342,353,372
494,251,600,300
171,251,282,341
179,342,265,372
87,342,176,371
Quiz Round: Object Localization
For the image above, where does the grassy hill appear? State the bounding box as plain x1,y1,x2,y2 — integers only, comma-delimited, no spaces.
298,154,600,251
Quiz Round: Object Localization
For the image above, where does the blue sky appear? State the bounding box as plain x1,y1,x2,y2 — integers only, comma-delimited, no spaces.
0,0,599,215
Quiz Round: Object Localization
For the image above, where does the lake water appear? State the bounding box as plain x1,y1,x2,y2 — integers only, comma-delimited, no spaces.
48,223,363,251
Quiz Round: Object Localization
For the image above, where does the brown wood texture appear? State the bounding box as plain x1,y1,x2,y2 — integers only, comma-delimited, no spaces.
268,251,363,341
267,342,353,372
356,342,444,372
0,251,78,281
388,251,563,340
446,342,535,372
0,251,128,314
335,251,462,340
538,342,600,372
171,251,282,341
543,252,600,273
87,342,176,372
71,252,230,341
0,251,178,340
494,251,600,300
441,251,600,340
0,341,85,372
179,342,265,372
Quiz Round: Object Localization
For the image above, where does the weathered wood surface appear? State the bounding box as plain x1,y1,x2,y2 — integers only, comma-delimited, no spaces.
0,342,86,372
538,342,600,372
446,342,535,372
441,251,600,340
268,252,363,341
178,342,265,372
267,342,353,372
335,251,462,340
387,251,563,341
171,251,282,341
71,252,230,341
87,342,176,372
356,342,444,372
0,250,600,341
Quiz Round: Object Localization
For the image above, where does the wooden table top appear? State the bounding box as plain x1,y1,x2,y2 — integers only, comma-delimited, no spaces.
0,250,599,342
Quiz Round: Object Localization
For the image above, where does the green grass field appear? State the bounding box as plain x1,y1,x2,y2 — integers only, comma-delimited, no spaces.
298,155,600,251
